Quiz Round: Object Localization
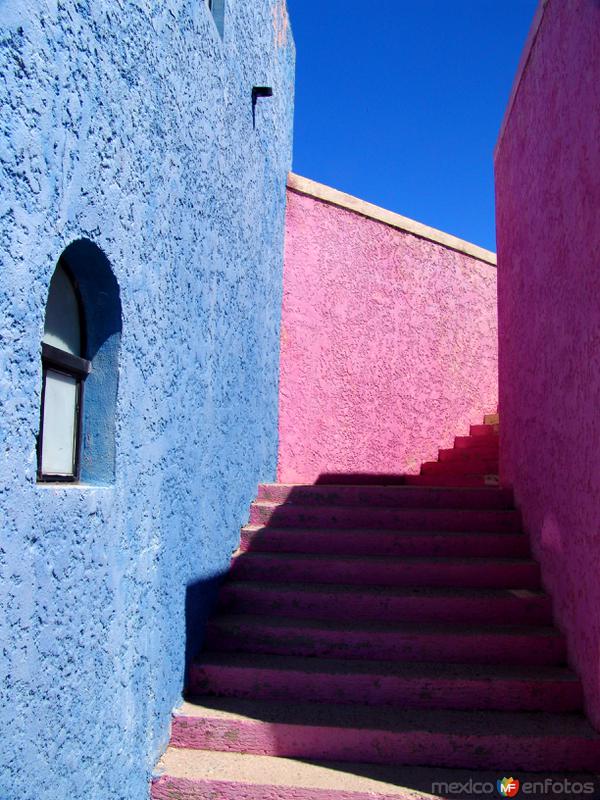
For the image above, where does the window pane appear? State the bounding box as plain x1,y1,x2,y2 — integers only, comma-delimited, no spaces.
41,370,78,476
43,263,82,356
207,0,224,37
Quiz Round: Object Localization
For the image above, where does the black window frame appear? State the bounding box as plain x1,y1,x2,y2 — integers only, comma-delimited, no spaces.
37,260,91,483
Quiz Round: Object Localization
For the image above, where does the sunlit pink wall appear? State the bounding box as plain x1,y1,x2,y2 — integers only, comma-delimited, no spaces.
495,0,600,727
278,187,498,484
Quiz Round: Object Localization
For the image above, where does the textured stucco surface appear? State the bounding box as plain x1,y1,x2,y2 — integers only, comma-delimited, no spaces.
0,1,294,798
495,0,600,728
278,189,498,483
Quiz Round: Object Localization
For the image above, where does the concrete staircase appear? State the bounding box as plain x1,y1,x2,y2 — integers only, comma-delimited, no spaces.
152,417,600,799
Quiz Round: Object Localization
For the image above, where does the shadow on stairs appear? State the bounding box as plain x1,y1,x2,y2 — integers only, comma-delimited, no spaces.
152,415,600,800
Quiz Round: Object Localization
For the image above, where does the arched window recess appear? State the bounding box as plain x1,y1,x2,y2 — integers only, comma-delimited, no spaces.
37,240,121,485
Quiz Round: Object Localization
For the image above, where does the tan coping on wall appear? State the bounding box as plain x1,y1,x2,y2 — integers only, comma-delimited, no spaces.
494,0,550,160
287,173,497,267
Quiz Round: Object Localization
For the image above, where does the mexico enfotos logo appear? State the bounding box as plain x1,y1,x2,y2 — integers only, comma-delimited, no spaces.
430,776,597,797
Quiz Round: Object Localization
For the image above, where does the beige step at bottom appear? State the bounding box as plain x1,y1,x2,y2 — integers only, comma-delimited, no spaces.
154,748,600,800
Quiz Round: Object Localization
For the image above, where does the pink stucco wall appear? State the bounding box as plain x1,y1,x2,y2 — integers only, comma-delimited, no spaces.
278,187,498,484
495,0,600,727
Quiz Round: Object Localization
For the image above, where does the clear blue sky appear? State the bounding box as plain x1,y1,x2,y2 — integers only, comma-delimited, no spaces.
286,0,538,251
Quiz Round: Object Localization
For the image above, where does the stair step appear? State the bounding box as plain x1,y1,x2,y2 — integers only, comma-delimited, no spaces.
240,525,531,558
229,552,541,589
484,413,500,425
404,474,499,488
455,434,499,449
206,614,564,664
420,461,498,477
257,484,511,509
249,502,520,533
190,652,582,712
217,581,552,626
438,447,498,463
312,474,412,486
470,424,499,437
153,749,599,800
170,698,600,771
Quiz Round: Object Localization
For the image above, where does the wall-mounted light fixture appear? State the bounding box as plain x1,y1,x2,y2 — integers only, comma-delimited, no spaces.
252,86,273,102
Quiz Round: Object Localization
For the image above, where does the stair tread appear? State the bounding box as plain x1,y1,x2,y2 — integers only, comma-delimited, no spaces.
260,484,504,497
438,447,499,454
421,460,499,472
211,613,561,637
421,463,498,474
404,476,500,487
250,503,522,533
155,748,598,797
263,483,505,489
176,697,600,738
455,434,498,444
196,651,579,681
223,580,547,600
233,552,537,567
253,501,515,514
438,456,498,465
243,524,526,537
154,747,435,797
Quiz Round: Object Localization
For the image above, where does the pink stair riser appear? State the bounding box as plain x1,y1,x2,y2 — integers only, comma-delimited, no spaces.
403,475,497,487
151,776,415,800
217,584,553,626
257,484,510,509
169,715,600,772
228,554,541,590
189,663,582,713
239,527,531,558
454,435,499,449
438,447,498,463
469,425,499,437
205,619,565,665
420,461,499,477
249,504,520,533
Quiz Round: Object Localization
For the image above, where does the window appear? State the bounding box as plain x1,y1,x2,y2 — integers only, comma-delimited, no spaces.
205,0,224,37
37,240,122,485
38,261,90,481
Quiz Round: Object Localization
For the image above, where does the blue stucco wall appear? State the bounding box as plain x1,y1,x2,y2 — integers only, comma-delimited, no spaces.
0,1,295,798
